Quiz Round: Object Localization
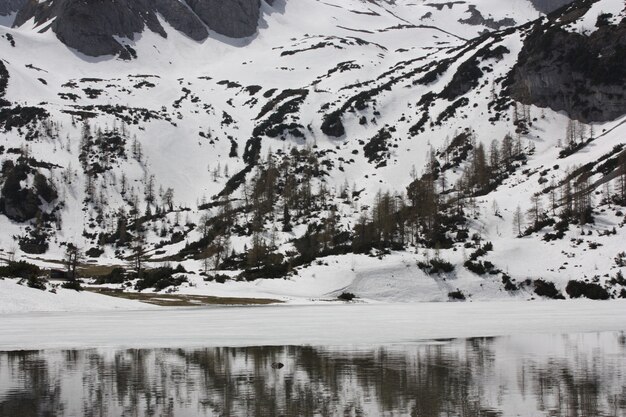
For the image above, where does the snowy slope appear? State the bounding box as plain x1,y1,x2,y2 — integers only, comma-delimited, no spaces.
0,278,154,313
0,0,625,304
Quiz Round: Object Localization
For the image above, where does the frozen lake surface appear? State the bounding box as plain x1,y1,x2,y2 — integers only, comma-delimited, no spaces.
1,300,625,351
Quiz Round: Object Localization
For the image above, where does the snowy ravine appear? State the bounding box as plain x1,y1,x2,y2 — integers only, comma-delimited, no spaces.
0,0,625,305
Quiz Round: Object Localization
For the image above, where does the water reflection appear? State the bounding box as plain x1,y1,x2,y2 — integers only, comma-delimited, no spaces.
1,333,625,417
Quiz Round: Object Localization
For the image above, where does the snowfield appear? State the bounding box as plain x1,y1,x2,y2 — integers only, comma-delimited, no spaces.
1,299,625,351
0,278,154,314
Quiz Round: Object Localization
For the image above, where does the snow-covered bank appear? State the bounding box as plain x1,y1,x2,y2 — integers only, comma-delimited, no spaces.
0,279,155,314
129,250,623,304
1,300,625,351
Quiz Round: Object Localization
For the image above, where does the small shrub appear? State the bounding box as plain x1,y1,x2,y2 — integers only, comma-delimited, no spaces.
419,258,455,274
464,260,494,275
204,273,230,283
534,279,564,299
609,270,625,286
135,267,188,291
448,290,466,301
27,276,47,290
430,258,455,274
0,261,41,279
94,267,127,284
501,274,517,291
61,279,83,291
338,292,356,301
566,280,610,300
86,247,104,258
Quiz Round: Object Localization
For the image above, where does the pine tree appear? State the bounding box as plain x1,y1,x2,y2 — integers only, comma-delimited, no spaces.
145,175,155,205
282,204,292,232
65,243,82,280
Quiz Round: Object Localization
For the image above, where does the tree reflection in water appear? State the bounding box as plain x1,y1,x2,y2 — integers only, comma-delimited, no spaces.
0,333,624,417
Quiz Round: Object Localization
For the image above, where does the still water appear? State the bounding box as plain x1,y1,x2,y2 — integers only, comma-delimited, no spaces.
1,332,625,417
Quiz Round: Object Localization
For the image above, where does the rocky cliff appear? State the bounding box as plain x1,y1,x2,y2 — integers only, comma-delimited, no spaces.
0,0,27,16
12,0,262,57
186,0,261,39
510,0,626,122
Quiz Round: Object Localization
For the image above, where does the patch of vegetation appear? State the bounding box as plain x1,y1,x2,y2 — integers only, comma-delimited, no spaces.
565,280,610,300
204,273,230,283
61,279,83,291
501,273,517,291
448,290,466,301
135,267,188,292
94,267,127,285
464,260,495,275
418,258,455,274
534,279,564,299
338,292,356,301
0,260,41,279
26,276,47,290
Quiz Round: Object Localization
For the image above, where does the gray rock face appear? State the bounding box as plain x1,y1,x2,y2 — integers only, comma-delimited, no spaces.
154,0,209,42
527,0,576,14
0,0,27,16
15,0,161,57
459,5,516,30
510,1,626,122
12,0,263,57
186,0,261,38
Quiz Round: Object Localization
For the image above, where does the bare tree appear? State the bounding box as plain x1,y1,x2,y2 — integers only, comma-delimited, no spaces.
162,187,174,211
513,205,524,237
527,194,543,227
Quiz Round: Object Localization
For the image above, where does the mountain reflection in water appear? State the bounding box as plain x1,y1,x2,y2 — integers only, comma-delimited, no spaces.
1,332,625,417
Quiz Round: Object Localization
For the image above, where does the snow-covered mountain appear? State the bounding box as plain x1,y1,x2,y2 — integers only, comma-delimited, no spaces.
0,0,625,303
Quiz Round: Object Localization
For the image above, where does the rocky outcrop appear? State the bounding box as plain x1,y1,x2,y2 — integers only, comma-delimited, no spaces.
0,0,27,16
154,0,209,42
12,0,263,57
0,161,57,222
510,0,626,122
528,0,576,14
459,5,516,30
186,0,261,38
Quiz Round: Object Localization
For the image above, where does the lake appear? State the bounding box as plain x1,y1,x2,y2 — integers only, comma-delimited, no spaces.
1,333,625,416
1,301,625,416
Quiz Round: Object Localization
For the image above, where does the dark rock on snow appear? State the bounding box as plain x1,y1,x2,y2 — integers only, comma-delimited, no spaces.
510,0,626,123
0,0,27,16
186,0,262,39
527,0,576,14
12,0,263,57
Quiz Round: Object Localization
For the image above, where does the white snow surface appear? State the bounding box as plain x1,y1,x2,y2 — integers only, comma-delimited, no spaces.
0,278,155,314
0,300,624,351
